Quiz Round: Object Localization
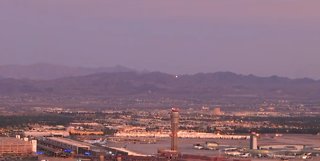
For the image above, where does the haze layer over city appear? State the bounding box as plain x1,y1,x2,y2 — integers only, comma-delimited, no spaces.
0,1,320,161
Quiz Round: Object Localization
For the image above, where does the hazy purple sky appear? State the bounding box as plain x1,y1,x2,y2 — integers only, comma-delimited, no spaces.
1,1,320,78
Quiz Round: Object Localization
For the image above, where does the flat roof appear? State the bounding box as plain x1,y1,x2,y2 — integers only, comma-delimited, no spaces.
0,137,31,145
47,137,90,148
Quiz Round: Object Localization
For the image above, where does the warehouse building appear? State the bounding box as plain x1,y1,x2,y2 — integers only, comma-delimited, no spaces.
38,137,91,155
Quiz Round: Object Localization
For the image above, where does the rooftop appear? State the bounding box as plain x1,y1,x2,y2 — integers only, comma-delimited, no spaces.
46,137,90,148
0,137,31,145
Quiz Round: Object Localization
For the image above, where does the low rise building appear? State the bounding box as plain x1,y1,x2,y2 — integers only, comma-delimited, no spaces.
39,137,91,155
0,137,36,156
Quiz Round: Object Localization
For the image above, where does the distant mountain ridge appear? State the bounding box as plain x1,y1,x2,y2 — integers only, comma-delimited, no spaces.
0,71,319,102
0,64,134,80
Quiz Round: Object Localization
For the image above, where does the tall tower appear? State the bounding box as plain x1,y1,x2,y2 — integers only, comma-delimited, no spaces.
250,132,258,150
171,108,179,151
31,140,37,153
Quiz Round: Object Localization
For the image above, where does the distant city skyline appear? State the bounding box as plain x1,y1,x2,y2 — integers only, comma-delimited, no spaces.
1,1,320,79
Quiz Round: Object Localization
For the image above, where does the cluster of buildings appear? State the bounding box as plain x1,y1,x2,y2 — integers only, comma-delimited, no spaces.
1,106,320,161
0,108,253,161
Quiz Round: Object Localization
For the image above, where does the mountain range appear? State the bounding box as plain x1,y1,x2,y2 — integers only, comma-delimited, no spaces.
0,64,319,102
0,64,134,80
